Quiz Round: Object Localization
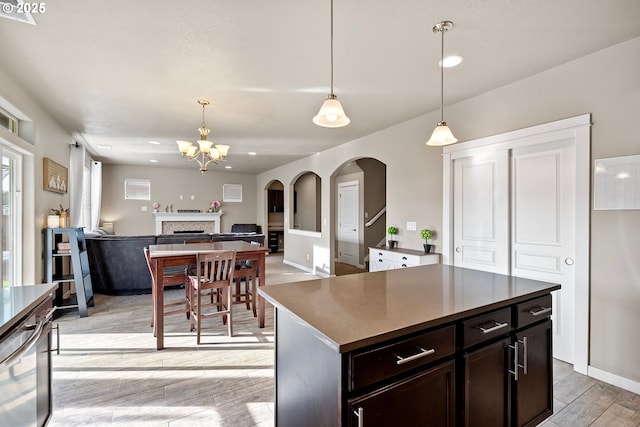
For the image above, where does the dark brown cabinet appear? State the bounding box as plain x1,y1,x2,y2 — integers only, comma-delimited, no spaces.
462,295,553,427
514,319,553,427
348,360,455,427
268,189,284,212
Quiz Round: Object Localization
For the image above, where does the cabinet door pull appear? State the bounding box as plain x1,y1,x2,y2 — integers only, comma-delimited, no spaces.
509,341,519,381
521,336,528,374
395,347,435,365
529,306,551,316
354,407,364,427
479,321,509,334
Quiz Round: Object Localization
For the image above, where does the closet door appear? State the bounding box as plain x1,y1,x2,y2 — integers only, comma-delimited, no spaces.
511,141,576,363
453,151,510,274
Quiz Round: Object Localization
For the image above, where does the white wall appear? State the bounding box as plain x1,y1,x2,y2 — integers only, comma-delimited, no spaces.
101,164,258,235
257,37,640,387
0,66,74,285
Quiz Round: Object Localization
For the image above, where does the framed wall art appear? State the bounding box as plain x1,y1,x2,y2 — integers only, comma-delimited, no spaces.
43,157,68,194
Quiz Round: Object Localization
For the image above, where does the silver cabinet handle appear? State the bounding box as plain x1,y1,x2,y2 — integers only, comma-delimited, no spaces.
354,407,364,427
479,321,509,334
395,347,435,365
509,337,528,380
509,341,519,381
521,337,528,374
529,306,551,316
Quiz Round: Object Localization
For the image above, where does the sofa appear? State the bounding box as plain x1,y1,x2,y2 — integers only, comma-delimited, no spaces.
86,226,264,295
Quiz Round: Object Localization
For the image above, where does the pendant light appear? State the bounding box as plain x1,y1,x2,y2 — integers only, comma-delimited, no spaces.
313,0,350,128
426,20,457,146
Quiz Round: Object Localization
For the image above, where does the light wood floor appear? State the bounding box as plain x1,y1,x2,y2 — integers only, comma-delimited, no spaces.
49,255,640,426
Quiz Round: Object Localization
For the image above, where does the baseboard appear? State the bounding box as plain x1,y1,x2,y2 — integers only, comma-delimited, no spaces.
283,259,330,278
588,365,640,394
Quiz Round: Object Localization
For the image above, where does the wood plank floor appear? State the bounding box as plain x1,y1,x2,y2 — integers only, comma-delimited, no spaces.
49,255,640,426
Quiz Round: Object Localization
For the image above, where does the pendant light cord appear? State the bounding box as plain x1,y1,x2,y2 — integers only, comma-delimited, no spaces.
330,0,334,95
439,25,444,123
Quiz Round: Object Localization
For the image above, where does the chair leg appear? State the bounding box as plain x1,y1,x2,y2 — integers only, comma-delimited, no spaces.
225,286,233,337
196,284,202,345
250,276,257,317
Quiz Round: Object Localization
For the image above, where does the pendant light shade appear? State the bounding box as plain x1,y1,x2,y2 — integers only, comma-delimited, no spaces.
427,20,457,146
313,0,350,128
313,94,350,127
427,121,457,146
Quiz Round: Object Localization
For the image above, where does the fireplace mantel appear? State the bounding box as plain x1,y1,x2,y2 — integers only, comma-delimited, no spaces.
153,211,222,235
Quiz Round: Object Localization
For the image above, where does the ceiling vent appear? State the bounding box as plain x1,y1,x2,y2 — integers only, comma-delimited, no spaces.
0,1,38,25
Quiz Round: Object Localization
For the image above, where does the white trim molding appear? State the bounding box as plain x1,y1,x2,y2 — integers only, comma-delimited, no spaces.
588,366,640,395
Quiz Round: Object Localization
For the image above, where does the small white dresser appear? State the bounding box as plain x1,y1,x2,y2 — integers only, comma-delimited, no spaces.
368,247,440,272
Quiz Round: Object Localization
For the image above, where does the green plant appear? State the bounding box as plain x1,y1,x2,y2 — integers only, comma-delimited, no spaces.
50,204,70,215
420,229,432,241
387,226,398,236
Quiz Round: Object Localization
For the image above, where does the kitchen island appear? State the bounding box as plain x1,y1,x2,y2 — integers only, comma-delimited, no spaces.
259,264,560,427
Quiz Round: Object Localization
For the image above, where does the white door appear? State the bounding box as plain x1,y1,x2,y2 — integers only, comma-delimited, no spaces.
338,181,359,266
453,151,510,274
511,141,576,363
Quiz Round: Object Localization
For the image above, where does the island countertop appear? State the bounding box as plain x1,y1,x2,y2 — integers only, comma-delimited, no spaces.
259,264,560,353
0,284,58,338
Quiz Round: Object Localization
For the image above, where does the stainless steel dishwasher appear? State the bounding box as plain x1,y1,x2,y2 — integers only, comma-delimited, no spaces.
0,295,55,427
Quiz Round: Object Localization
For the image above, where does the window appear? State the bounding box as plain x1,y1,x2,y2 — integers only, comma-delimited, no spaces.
1,146,22,287
0,108,18,134
124,178,150,200
223,184,242,202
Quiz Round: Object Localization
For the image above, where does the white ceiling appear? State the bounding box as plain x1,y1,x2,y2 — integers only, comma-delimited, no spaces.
1,0,639,174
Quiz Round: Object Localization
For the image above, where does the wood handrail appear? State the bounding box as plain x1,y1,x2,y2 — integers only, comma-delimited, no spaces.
365,206,386,227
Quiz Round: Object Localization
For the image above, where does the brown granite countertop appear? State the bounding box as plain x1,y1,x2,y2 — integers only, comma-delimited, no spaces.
259,264,560,353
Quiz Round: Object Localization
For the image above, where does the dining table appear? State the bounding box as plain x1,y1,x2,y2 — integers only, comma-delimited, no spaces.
148,240,270,350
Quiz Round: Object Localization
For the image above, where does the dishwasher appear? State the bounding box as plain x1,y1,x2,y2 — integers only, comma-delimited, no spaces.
0,295,55,427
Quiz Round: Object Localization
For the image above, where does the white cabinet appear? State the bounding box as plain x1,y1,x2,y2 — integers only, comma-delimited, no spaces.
369,247,439,272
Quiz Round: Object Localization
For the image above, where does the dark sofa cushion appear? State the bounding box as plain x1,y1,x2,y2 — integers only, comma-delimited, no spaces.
86,235,157,296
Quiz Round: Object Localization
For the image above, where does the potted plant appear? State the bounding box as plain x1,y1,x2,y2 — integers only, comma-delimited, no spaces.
420,229,433,253
387,226,398,248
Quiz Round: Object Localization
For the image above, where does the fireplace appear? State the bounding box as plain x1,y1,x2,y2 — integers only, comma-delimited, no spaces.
153,212,222,235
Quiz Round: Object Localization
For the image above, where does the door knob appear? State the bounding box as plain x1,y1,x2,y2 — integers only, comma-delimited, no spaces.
565,258,574,266
455,247,461,253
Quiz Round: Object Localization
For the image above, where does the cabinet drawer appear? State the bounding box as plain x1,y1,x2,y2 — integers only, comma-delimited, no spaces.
349,325,455,391
462,307,512,348
392,252,419,266
516,294,552,328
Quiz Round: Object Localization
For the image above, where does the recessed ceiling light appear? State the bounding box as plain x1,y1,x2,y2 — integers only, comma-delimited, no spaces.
225,165,232,169
97,144,112,149
148,140,161,145
440,55,463,68
149,159,158,163
248,152,257,156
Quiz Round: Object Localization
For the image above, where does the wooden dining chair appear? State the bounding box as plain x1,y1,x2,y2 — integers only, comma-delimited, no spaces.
233,259,259,317
189,250,236,343
144,247,190,329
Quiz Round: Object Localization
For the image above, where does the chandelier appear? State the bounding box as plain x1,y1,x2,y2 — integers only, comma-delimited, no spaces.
426,21,458,146
312,0,350,128
176,99,230,173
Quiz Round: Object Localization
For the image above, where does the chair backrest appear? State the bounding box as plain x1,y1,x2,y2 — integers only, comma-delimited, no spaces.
196,250,236,285
143,246,153,278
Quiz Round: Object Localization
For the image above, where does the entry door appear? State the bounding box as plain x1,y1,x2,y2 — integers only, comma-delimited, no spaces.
511,141,575,363
338,181,359,266
453,151,510,274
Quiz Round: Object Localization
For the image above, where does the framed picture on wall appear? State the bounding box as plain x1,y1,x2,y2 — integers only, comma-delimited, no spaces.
43,157,68,194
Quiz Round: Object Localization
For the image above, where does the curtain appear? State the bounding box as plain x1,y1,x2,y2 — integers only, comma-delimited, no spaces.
69,143,84,227
90,161,102,231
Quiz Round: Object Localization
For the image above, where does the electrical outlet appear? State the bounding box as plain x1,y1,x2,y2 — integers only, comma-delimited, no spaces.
191,195,195,200
306,253,310,260
407,221,417,231
179,195,184,200
141,206,147,212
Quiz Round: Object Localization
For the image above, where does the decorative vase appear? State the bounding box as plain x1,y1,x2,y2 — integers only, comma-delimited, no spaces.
59,212,68,228
388,240,397,248
423,243,433,254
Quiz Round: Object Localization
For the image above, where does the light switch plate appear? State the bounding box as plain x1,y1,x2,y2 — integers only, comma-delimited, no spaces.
407,221,417,231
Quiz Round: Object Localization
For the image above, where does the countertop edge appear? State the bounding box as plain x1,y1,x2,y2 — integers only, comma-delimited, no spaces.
0,283,58,337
